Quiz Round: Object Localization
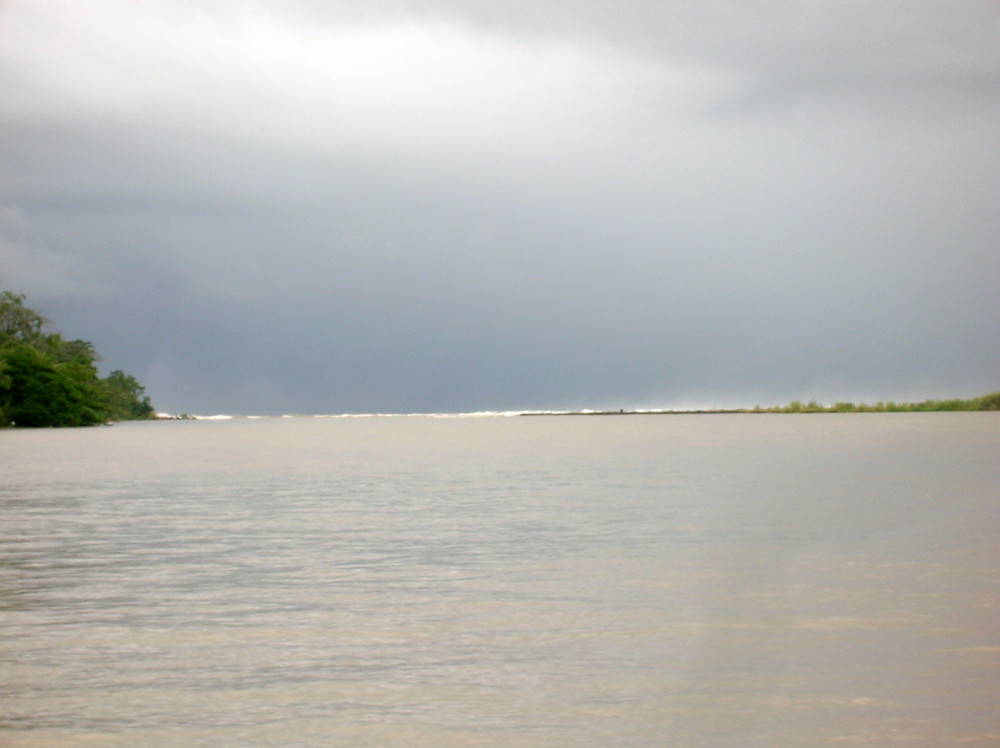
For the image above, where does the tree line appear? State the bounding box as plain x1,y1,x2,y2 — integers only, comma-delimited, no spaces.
1,290,155,427
748,392,1000,413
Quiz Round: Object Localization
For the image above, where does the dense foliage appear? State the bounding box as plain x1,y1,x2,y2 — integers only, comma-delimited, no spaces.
0,291,154,427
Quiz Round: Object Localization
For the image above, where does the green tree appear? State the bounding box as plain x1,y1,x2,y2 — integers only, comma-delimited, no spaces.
1,290,156,427
101,370,154,420
0,291,46,344
973,390,1000,410
1,346,102,427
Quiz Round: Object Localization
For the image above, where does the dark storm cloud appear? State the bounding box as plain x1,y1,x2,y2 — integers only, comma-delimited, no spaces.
2,1,999,414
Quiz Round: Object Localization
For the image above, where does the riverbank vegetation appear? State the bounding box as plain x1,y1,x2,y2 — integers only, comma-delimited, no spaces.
1,291,155,427
749,391,1000,413
525,390,1000,416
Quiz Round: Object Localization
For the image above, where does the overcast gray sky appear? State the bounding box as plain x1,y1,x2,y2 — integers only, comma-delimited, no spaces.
2,0,999,414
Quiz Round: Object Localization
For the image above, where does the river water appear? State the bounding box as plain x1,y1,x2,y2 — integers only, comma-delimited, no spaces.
2,413,998,746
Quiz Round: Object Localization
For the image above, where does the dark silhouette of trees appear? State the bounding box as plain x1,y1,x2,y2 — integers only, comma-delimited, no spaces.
1,291,154,427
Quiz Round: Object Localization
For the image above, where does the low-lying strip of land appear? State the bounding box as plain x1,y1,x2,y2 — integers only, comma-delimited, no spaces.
521,390,1000,416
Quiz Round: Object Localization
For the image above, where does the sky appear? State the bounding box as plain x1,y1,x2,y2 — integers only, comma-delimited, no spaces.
2,0,999,415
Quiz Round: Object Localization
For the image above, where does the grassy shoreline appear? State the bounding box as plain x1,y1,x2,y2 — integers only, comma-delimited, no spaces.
521,389,1000,416
745,389,1000,413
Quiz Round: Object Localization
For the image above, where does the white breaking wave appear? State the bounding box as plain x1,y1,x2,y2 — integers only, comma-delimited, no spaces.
166,410,596,420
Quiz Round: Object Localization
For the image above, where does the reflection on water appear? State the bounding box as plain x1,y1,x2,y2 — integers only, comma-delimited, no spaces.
2,414,999,746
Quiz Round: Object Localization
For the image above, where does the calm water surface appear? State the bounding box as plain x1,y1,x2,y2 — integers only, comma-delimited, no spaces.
2,414,999,746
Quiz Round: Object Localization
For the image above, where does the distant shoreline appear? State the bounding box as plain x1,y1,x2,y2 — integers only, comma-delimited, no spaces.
150,389,1000,421
520,409,741,416
521,390,1000,416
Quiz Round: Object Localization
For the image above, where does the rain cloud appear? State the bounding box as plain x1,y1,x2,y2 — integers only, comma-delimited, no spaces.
2,0,999,413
